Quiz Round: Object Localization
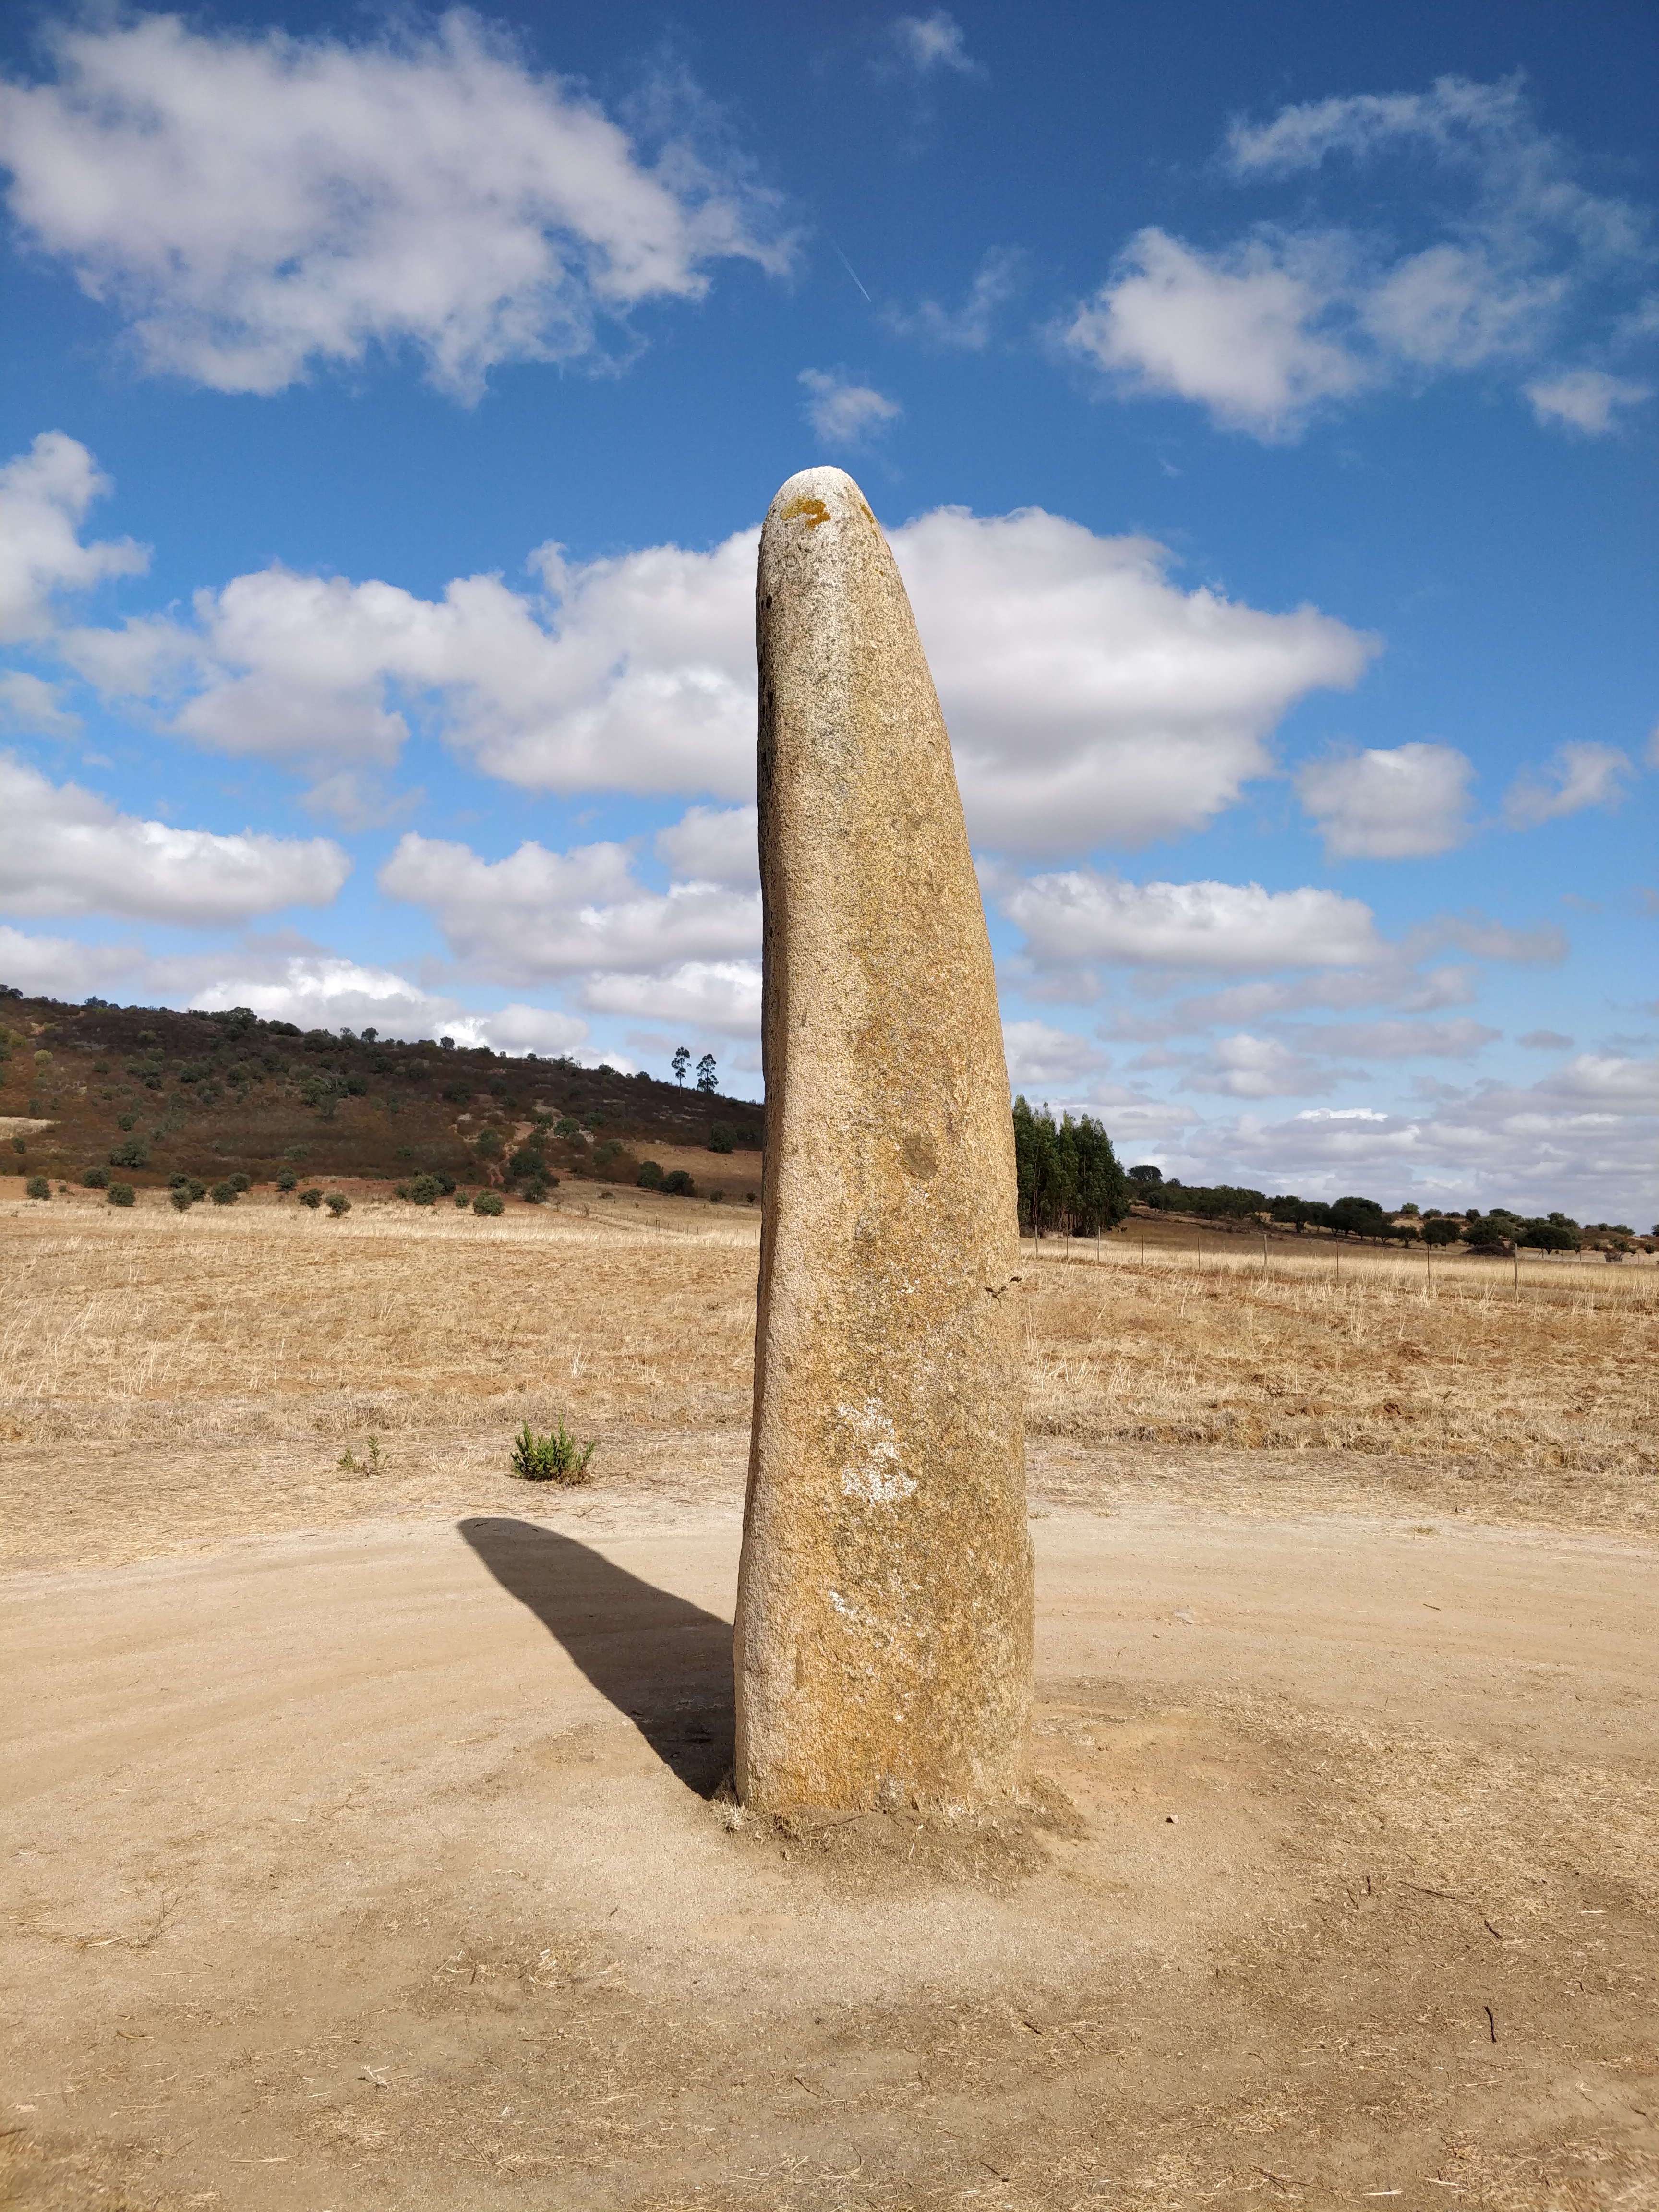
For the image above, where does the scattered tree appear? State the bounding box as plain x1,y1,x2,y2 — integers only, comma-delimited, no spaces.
708,1120,735,1154
107,1183,135,1207
637,1160,664,1189
25,1174,49,1200
696,1052,718,1093
671,1046,690,1086
473,1190,505,1216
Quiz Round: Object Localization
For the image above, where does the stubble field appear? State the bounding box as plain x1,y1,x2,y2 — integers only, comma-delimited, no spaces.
2,1191,1656,2210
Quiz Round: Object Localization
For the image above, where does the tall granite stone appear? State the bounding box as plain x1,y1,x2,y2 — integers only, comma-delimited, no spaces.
734,465,1033,1813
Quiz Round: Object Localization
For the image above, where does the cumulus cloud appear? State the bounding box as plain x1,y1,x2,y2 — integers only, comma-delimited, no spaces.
653,804,757,888
1185,1033,1349,1098
1001,1019,1107,1090
999,873,1383,979
888,12,982,77
1062,228,1368,439
799,369,902,445
0,756,350,926
1066,77,1653,439
0,924,599,1059
1503,741,1635,827
1,14,793,400
0,670,79,736
1295,740,1475,859
1178,1052,1657,1223
580,959,760,1035
33,439,1375,853
895,508,1375,851
377,824,761,986
0,431,147,642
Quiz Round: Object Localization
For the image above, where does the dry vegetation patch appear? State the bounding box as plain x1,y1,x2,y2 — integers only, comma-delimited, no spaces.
1,1203,1655,1564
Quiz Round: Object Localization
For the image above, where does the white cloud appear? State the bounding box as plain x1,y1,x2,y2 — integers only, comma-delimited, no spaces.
895,507,1375,851
1062,228,1368,439
0,670,79,736
888,12,982,77
1519,1028,1574,1051
580,960,761,1035
0,431,147,642
36,445,1375,854
653,804,757,888
1,14,793,401
887,248,1021,349
1283,1016,1500,1060
0,756,350,926
0,925,599,1059
1186,1033,1347,1098
799,369,902,445
377,826,761,986
999,872,1383,978
1503,741,1634,828
1070,77,1654,439
1527,369,1653,432
1295,740,1474,859
1001,1019,1106,1090
1180,1052,1657,1223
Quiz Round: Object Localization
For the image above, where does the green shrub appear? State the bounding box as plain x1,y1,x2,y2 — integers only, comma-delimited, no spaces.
554,1117,580,1138
83,1166,109,1189
107,1183,135,1207
299,1188,324,1210
186,1178,206,1203
509,1419,595,1484
324,1192,351,1218
109,1138,146,1169
708,1120,735,1154
662,1168,695,1197
473,1190,505,1217
276,1168,297,1192
229,1171,251,1192
25,1174,50,1200
210,1180,239,1205
637,1159,664,1189
454,1191,470,1208
404,1173,442,1205
10,1137,24,1154
169,1188,193,1212
474,1127,505,1159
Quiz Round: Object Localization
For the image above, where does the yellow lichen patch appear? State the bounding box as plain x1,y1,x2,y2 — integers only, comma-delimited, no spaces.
779,494,831,529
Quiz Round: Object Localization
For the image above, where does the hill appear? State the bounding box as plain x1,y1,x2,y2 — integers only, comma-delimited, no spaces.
0,989,762,1196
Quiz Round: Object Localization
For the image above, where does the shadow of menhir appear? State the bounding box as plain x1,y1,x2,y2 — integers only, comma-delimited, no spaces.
456,1517,735,1796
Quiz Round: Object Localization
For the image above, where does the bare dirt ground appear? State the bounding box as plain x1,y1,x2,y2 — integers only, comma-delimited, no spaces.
2,1201,1656,2210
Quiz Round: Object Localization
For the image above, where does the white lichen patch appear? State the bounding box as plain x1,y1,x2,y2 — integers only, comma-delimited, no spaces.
835,1397,917,1502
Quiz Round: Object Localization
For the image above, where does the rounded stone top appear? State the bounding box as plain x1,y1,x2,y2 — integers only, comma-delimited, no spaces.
763,465,878,536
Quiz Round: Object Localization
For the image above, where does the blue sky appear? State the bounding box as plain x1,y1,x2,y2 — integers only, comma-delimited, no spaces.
1,2,1655,1222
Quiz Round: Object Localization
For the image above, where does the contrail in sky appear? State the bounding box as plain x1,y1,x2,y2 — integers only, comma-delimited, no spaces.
829,238,872,303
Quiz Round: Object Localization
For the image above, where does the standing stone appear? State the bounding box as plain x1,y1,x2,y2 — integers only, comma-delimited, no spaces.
734,465,1033,1813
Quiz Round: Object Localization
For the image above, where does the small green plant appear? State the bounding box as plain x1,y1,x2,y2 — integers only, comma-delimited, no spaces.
337,1434,385,1476
169,1188,193,1212
229,1171,251,1192
10,1137,24,1155
107,1183,135,1207
109,1137,146,1168
637,1159,664,1189
662,1168,696,1197
554,1117,580,1137
473,1189,505,1217
299,1188,324,1209
324,1192,351,1217
276,1168,297,1192
211,1179,240,1205
708,1120,735,1154
474,1127,505,1159
25,1174,50,1200
454,1190,470,1208
403,1172,442,1205
509,1419,595,1484
83,1166,109,1189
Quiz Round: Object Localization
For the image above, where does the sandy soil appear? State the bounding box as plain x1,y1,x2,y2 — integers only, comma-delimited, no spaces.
5,1495,1656,2211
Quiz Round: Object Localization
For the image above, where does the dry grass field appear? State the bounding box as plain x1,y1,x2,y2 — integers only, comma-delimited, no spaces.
3,1189,1657,2210
1,1190,1653,1567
